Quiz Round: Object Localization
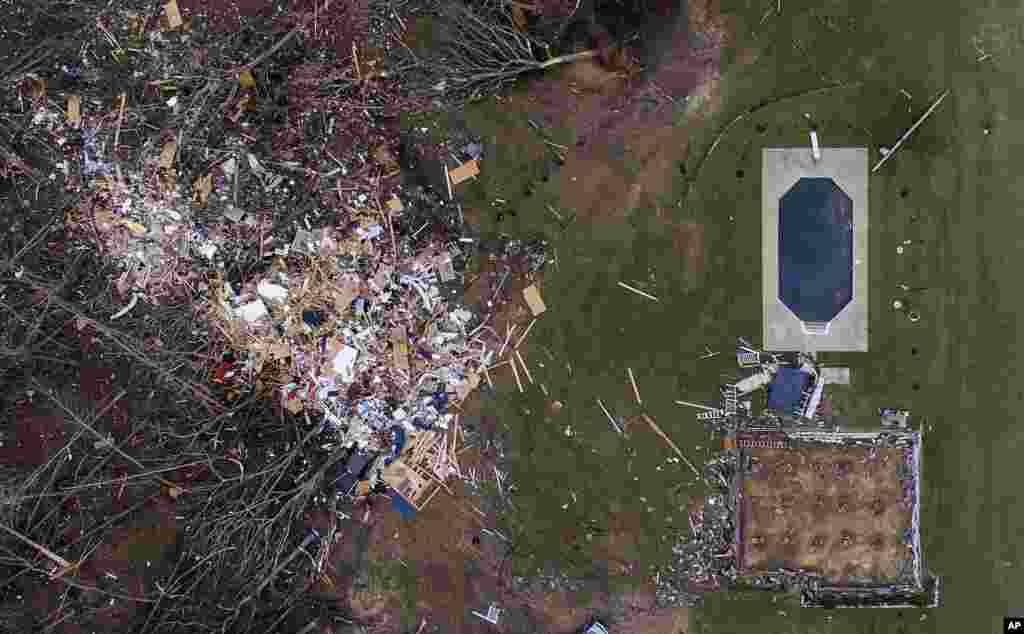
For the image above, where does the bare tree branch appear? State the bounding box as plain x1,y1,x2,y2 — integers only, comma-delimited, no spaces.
426,2,596,102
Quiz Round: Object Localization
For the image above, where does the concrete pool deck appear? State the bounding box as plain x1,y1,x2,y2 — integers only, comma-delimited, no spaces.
762,147,869,352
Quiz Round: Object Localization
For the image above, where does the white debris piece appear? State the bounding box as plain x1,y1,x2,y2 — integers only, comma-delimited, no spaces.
257,280,289,304
820,367,851,385
237,299,268,322
450,308,473,325
333,345,359,383
735,369,774,395
471,605,502,625
356,224,384,240
436,413,453,430
198,242,217,260
223,205,246,222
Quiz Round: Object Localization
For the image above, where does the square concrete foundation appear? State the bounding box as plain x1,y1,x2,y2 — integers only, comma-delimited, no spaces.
762,147,868,352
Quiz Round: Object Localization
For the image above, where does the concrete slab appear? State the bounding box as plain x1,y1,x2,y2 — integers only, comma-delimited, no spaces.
763,147,868,352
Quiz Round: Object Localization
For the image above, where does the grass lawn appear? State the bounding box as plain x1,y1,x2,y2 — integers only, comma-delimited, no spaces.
402,0,1024,630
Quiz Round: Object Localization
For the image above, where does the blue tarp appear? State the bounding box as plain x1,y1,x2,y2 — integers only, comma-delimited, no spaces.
384,426,406,465
767,368,810,413
389,488,417,521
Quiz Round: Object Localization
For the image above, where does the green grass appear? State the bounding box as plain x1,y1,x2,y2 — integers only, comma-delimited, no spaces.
404,0,1024,630
364,559,418,628
685,0,1024,632
364,559,406,594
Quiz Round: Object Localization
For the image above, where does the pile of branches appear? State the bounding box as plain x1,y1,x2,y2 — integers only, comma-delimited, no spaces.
409,0,597,105
0,200,369,632
0,0,603,629
0,3,420,632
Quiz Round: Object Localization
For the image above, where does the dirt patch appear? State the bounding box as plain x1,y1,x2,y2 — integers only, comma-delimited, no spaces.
491,0,741,231
739,446,914,581
618,605,690,634
523,589,606,632
347,461,504,633
524,581,688,634
667,220,706,288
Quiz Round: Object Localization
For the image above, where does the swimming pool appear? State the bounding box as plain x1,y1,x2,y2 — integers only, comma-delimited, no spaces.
778,177,854,323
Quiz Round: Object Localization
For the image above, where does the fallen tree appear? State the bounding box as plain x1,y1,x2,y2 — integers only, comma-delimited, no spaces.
427,1,597,103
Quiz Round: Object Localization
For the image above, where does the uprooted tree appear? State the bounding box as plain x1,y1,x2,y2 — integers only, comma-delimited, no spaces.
426,1,597,103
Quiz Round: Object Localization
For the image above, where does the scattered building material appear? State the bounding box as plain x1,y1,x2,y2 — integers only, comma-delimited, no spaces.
872,89,950,173
628,367,642,406
596,398,622,434
617,281,659,302
820,366,851,385
735,369,774,395
523,284,547,316
448,159,480,186
391,325,410,370
514,350,533,384
510,353,524,392
640,414,701,478
382,459,431,508
164,0,183,30
66,95,80,127
675,400,719,411
471,604,502,625
515,318,537,349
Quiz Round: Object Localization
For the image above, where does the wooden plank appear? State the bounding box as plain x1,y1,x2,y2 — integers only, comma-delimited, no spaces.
455,370,481,401
164,0,183,30
66,95,80,128
417,482,443,510
381,459,429,505
448,160,480,186
523,284,546,316
392,325,410,370
641,413,701,478
159,140,177,168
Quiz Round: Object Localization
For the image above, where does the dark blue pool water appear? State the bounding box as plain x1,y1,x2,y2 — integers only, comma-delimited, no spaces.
778,177,853,323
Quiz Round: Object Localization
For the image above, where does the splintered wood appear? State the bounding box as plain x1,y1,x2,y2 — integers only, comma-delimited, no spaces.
509,354,524,392
641,413,701,478
618,281,659,302
515,350,533,384
392,426,463,510
515,318,536,349
193,173,213,206
597,398,621,434
628,367,642,405
381,459,429,508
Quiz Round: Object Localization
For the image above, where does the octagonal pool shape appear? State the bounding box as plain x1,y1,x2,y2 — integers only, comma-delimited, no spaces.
778,177,854,324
